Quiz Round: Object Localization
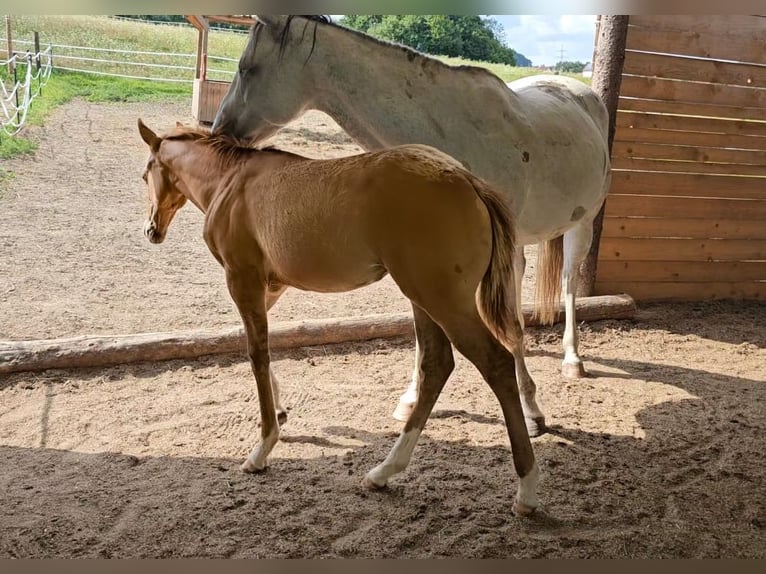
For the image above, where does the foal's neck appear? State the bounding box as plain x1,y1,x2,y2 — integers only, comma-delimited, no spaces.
162,140,227,213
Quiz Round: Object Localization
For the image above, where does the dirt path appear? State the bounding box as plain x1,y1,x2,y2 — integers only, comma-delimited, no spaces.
0,100,764,558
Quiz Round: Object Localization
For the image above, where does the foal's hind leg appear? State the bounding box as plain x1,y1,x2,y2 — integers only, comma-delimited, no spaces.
437,308,540,515
393,246,546,437
365,304,454,489
561,219,594,379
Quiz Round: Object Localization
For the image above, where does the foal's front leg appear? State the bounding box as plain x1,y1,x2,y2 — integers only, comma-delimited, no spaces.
225,268,280,472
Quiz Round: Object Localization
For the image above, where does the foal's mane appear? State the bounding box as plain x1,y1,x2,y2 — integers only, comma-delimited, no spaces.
260,15,503,83
163,127,295,169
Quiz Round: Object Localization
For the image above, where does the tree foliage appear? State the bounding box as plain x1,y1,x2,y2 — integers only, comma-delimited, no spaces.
341,15,522,66
555,60,587,73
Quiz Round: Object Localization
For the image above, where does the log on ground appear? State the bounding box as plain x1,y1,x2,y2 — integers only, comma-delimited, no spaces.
0,294,636,374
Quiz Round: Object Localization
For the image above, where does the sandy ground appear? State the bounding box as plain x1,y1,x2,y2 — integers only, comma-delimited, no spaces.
0,100,764,558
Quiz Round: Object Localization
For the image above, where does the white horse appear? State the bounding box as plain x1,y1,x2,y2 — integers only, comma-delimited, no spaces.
213,15,612,436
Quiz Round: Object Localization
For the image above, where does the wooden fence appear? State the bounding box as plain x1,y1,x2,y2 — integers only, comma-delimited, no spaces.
595,15,766,301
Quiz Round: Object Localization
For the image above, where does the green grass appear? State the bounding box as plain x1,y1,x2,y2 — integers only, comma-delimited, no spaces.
438,55,590,84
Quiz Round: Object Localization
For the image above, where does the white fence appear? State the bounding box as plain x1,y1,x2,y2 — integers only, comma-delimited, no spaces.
1,37,238,84
1,47,52,136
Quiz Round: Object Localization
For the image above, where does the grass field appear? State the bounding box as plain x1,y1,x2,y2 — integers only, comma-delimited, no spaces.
1,15,587,163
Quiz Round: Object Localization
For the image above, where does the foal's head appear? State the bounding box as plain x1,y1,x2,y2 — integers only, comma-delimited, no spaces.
137,118,188,244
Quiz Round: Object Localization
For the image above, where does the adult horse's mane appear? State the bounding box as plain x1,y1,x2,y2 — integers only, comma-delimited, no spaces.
259,15,505,84
163,127,294,169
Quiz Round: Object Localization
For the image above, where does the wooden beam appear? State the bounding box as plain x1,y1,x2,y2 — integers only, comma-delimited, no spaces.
186,15,210,80
0,296,637,375
207,15,257,27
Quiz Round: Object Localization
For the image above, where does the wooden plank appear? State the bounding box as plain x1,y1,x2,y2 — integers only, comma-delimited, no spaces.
604,194,766,220
594,280,766,301
602,217,766,240
0,296,638,374
619,75,766,109
619,97,766,122
617,111,766,139
626,21,766,64
611,157,766,177
610,171,766,200
614,125,766,153
624,51,766,89
611,141,766,166
599,237,766,262
596,260,766,282
619,96,766,122
629,15,766,36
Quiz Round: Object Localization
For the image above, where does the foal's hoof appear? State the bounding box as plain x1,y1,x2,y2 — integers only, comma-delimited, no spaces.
561,361,587,379
392,401,414,422
512,499,537,517
361,475,387,491
525,416,547,438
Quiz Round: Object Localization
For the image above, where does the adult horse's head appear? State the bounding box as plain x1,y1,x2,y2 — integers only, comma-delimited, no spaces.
212,15,329,141
137,118,187,244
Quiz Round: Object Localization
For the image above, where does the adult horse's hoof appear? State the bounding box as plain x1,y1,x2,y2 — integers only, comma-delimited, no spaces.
525,416,547,438
512,499,537,517
561,361,587,379
392,401,414,422
241,460,268,474
361,475,387,491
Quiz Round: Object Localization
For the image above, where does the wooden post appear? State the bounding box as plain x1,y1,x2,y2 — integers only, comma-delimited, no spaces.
578,15,629,296
5,15,13,74
34,31,40,71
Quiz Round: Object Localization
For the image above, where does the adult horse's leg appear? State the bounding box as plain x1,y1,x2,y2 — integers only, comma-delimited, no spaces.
561,219,594,379
225,269,280,472
365,304,454,489
432,305,539,515
266,284,289,425
510,244,546,435
393,245,546,437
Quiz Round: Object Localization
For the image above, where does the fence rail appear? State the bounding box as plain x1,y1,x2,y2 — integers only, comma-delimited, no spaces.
0,36,240,85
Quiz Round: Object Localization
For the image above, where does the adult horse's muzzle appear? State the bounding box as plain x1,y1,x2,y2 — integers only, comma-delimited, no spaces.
143,219,165,244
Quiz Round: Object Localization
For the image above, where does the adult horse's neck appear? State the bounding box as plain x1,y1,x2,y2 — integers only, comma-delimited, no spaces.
309,23,515,157
159,139,227,213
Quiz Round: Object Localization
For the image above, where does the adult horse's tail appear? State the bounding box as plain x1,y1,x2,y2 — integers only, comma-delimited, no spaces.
533,237,563,325
467,176,520,349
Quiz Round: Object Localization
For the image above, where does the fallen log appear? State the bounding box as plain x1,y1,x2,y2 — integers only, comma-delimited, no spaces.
0,294,636,375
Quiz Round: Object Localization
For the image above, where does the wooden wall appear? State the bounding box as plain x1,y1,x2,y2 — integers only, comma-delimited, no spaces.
595,15,766,301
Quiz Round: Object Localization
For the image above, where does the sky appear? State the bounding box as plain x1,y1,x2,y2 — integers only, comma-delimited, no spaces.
493,15,598,66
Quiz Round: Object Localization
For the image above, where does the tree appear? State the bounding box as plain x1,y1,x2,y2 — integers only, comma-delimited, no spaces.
555,60,587,74
340,15,519,65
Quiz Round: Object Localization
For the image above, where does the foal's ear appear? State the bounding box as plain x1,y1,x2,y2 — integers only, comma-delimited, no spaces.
137,118,160,152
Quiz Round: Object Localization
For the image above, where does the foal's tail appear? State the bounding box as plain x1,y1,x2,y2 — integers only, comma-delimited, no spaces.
533,236,563,325
468,176,520,349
